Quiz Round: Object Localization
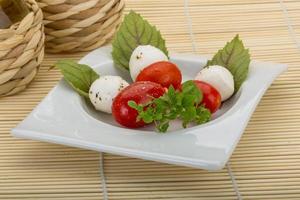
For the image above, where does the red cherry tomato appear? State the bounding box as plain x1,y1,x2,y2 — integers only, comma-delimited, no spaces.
193,80,221,113
136,61,182,89
112,81,165,128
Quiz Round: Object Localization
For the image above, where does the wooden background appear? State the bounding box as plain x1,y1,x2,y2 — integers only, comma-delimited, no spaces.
1,0,300,199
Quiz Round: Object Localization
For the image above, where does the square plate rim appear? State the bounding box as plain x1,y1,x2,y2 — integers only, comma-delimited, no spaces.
11,46,288,171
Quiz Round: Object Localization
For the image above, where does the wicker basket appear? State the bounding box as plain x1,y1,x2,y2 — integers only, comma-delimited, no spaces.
0,0,44,97
37,0,125,53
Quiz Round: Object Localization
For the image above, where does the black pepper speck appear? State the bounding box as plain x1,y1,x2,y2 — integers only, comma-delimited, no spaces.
136,52,143,59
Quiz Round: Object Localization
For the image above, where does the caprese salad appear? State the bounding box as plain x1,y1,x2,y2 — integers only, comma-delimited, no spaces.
53,11,250,133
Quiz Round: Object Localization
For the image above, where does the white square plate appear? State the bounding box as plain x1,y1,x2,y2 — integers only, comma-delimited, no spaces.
12,46,287,170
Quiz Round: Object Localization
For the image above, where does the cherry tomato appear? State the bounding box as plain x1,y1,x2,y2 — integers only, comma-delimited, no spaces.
112,81,165,128
136,61,182,89
193,80,221,113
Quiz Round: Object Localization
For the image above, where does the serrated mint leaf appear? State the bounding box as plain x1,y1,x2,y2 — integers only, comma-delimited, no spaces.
54,60,99,98
112,11,168,70
206,34,250,92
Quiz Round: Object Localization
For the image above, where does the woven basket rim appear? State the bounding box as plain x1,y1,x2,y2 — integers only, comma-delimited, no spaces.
37,0,125,53
0,0,44,97
1,0,39,32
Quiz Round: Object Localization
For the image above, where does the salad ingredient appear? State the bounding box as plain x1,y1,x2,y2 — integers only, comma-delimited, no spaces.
195,65,234,101
129,81,211,132
53,60,99,98
136,61,182,89
206,34,250,92
112,81,165,128
112,11,168,70
129,45,168,81
89,76,129,113
193,80,221,113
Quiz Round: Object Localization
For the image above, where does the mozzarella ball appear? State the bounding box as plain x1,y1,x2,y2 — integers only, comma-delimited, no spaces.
89,76,129,113
195,65,234,101
129,45,168,81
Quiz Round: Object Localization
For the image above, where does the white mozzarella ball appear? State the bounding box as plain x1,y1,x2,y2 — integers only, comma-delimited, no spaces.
195,65,234,101
89,76,129,113
129,45,168,81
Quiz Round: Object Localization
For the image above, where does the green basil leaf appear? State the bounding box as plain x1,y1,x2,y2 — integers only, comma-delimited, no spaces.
112,11,169,70
54,60,99,98
206,34,250,92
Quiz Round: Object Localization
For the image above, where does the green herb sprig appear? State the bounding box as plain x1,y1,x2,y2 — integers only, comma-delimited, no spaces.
128,81,211,133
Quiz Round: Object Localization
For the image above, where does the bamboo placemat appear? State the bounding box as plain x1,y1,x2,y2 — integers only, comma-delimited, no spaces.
1,0,300,199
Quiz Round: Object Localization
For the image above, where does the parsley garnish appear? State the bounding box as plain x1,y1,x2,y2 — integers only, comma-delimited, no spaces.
128,81,211,132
